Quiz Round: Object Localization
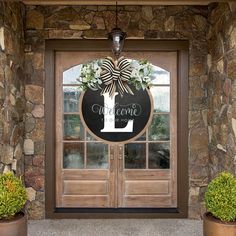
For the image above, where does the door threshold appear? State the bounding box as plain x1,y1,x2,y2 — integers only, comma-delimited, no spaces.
56,207,179,213
46,207,187,219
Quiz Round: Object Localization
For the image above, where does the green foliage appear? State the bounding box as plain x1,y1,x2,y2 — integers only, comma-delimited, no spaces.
149,115,170,141
78,58,153,93
204,172,236,222
0,172,27,220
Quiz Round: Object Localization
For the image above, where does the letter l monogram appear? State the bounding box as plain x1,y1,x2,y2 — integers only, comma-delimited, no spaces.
101,92,134,132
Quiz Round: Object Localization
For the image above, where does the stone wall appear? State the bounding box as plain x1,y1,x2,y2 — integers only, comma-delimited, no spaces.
24,5,210,219
0,2,25,176
0,0,234,222
207,3,236,177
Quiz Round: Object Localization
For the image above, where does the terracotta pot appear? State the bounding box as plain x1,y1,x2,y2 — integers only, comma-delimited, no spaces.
0,212,27,236
203,212,236,236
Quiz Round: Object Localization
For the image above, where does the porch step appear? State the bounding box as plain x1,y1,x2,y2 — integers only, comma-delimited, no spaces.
29,219,202,236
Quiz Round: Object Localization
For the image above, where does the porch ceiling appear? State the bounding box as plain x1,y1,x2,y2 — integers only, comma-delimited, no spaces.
22,0,229,5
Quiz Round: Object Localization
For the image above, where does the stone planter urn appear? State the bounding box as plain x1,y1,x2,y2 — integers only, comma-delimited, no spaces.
0,172,28,236
203,172,236,236
0,212,27,236
203,213,236,236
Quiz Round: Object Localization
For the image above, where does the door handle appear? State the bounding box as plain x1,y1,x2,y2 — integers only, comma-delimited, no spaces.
118,145,123,172
110,146,114,172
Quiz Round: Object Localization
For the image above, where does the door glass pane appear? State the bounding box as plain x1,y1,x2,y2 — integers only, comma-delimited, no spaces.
151,66,170,85
149,114,170,141
86,132,96,141
150,86,170,112
149,143,170,169
125,143,146,169
63,86,81,112
136,131,146,141
63,65,82,84
87,143,108,169
63,143,84,169
64,114,84,140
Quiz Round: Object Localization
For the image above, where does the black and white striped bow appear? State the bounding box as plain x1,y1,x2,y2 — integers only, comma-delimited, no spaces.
100,57,134,97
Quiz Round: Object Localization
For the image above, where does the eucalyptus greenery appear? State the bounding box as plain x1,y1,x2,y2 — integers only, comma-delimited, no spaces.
129,59,153,90
77,59,103,91
204,172,236,222
77,58,153,92
0,172,27,220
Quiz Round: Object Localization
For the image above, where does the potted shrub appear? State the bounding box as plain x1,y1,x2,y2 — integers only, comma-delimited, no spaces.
0,172,27,236
203,171,236,236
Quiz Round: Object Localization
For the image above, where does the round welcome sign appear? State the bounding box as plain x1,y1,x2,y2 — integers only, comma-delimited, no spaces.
80,86,153,143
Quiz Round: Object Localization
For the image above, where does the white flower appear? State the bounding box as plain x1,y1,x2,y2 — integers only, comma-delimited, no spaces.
95,67,101,78
130,60,140,70
131,69,138,78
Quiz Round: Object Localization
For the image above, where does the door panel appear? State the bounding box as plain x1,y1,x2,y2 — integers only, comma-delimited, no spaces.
63,180,108,195
61,196,109,208
125,180,169,195
118,51,177,208
55,50,177,209
55,51,116,208
122,196,172,208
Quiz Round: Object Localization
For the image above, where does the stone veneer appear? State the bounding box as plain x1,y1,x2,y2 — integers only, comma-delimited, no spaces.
0,3,25,176
207,4,236,178
0,2,235,220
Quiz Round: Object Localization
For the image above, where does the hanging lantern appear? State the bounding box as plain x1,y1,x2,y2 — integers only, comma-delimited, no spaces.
108,27,127,57
107,2,127,57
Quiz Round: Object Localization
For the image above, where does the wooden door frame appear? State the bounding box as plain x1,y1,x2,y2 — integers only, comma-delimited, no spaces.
45,39,189,219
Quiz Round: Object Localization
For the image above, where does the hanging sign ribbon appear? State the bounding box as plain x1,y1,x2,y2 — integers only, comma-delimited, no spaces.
100,57,134,97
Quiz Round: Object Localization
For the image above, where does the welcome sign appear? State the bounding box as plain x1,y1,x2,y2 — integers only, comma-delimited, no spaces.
80,86,153,143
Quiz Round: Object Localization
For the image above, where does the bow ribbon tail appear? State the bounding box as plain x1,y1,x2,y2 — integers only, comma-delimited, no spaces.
123,83,134,95
117,78,125,97
101,82,116,97
117,79,134,97
109,82,116,97
118,66,133,96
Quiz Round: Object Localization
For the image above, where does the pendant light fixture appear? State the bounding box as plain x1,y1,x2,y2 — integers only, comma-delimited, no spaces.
108,2,127,57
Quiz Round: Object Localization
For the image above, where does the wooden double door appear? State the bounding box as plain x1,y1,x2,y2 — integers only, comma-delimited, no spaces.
55,50,177,209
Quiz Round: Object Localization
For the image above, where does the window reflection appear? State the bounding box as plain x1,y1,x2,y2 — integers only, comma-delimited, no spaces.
149,115,170,141
63,87,80,113
136,131,146,141
63,65,82,84
149,143,170,169
86,132,96,141
63,143,84,169
151,66,170,85
125,143,146,169
87,143,108,169
64,115,84,140
150,86,170,113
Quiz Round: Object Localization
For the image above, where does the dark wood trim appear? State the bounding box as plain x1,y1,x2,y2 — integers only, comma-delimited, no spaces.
45,48,56,218
22,0,220,6
45,39,189,51
45,39,189,219
176,48,189,217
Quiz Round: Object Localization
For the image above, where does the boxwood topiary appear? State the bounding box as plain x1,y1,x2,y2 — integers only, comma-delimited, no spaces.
204,172,236,222
0,172,27,220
